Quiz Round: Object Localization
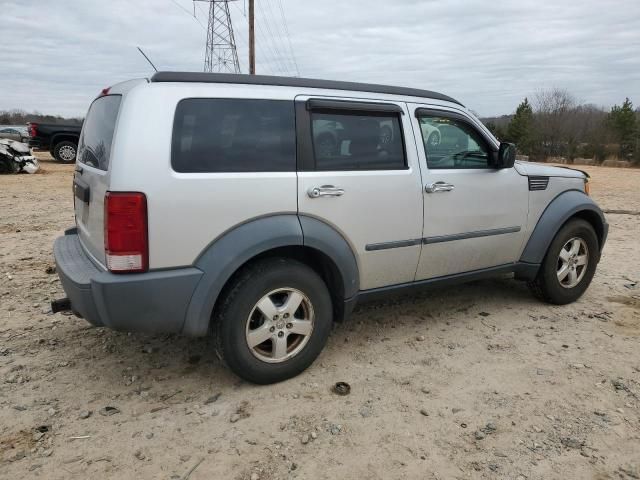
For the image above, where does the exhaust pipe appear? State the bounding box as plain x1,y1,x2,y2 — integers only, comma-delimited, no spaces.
51,298,71,313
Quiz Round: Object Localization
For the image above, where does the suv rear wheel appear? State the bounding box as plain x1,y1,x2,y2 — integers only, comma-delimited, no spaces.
214,257,333,384
528,218,598,305
53,141,77,163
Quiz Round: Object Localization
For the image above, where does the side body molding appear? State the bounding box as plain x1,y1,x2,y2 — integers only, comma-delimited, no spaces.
520,190,608,265
183,215,303,336
182,215,361,336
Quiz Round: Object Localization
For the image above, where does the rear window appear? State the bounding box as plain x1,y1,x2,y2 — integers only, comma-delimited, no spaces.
78,95,121,171
171,98,296,173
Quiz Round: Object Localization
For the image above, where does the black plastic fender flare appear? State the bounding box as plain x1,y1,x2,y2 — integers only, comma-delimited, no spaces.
182,214,359,336
520,190,608,265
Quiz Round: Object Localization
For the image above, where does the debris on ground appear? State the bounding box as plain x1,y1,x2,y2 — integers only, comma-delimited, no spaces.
332,381,351,396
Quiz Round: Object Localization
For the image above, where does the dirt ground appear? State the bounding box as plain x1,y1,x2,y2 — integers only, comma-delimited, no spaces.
1,155,639,480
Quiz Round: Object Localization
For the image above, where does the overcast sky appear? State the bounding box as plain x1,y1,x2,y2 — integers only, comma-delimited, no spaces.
1,0,638,118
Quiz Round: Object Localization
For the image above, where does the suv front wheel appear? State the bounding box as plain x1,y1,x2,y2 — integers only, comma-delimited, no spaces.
528,218,599,305
214,257,333,384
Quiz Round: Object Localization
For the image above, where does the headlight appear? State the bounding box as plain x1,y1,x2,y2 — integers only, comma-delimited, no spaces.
584,178,590,196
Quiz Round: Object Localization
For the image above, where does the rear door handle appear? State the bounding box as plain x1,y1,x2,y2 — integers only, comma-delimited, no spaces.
308,185,345,198
425,181,455,194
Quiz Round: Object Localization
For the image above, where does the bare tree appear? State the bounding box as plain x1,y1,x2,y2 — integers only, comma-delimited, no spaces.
534,88,577,158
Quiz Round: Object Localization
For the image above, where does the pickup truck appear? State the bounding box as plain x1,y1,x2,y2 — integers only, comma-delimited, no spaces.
28,122,82,163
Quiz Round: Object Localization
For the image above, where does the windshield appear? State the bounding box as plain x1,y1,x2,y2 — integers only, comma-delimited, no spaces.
78,95,121,170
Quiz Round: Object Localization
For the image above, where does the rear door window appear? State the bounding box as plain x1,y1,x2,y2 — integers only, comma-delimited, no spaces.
172,99,296,173
310,111,407,171
78,95,122,171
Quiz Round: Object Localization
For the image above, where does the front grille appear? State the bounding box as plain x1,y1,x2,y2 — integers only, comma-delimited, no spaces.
529,176,549,191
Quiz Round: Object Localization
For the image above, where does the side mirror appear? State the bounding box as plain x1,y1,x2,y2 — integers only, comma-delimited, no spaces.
497,142,516,168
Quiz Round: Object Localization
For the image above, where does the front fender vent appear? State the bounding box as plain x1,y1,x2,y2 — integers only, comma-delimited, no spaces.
528,176,549,191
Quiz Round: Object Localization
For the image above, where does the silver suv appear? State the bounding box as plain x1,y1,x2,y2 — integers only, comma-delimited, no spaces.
54,72,608,384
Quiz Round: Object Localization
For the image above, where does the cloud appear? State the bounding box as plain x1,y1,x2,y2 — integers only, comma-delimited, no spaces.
0,0,638,117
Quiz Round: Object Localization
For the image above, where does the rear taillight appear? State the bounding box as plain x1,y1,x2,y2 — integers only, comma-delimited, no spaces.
104,192,148,273
28,123,38,137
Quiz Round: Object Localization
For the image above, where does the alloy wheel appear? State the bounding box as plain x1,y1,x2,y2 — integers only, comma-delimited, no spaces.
557,237,589,288
245,288,314,363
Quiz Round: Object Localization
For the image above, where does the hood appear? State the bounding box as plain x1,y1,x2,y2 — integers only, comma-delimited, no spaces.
514,161,587,179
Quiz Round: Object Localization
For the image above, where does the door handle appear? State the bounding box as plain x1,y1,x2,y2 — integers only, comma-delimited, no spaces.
425,181,455,194
308,185,345,198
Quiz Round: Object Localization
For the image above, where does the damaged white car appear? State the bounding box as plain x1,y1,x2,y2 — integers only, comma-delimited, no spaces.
0,139,39,174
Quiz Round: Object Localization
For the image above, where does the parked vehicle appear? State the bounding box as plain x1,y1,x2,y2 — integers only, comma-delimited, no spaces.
28,122,82,163
0,126,28,143
0,139,39,174
420,118,442,147
52,72,608,384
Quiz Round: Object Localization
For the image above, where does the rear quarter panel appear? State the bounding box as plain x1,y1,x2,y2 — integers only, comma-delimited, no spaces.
108,83,299,269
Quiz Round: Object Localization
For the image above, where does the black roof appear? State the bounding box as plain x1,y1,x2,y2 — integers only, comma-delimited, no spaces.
150,71,462,106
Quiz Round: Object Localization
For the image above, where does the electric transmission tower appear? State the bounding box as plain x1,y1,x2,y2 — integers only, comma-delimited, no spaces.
194,0,241,73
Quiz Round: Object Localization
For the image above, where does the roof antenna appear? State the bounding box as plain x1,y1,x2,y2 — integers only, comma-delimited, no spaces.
137,46,158,73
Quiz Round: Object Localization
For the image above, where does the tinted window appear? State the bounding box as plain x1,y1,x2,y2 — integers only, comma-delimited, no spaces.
172,99,296,173
78,95,121,170
419,115,490,169
311,111,406,171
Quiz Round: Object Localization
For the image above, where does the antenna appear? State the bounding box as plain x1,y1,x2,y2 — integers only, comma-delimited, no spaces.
136,46,158,73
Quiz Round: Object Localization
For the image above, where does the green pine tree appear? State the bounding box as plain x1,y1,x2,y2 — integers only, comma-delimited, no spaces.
608,98,637,160
506,98,535,155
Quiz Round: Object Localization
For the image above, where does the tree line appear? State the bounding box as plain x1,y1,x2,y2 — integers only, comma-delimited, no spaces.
3,94,638,165
0,109,83,126
483,89,640,164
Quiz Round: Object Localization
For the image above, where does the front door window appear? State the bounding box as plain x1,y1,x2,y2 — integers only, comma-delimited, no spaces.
418,116,490,169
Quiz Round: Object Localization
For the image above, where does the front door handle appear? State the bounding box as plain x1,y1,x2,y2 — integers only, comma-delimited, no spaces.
425,181,455,194
308,185,345,198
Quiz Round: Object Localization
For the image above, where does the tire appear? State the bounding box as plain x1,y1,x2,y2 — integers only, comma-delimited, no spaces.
528,218,599,305
214,257,333,384
53,141,77,163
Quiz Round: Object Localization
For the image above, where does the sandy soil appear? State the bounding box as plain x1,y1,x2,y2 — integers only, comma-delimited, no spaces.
1,156,639,480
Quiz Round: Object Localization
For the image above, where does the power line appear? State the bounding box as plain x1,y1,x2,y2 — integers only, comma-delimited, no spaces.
263,0,298,76
262,0,290,69
232,0,289,75
231,1,284,75
255,0,292,75
275,0,300,76
256,1,291,74
169,0,206,30
230,3,275,75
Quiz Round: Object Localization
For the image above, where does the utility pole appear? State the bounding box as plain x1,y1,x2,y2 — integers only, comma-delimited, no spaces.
249,0,255,74
194,0,241,73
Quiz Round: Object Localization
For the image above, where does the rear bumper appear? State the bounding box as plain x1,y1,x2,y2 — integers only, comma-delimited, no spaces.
54,230,203,334
28,138,44,149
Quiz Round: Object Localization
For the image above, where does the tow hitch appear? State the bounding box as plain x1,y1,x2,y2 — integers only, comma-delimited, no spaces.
51,298,71,313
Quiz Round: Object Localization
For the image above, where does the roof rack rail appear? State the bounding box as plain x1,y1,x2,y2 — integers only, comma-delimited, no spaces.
150,71,463,106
